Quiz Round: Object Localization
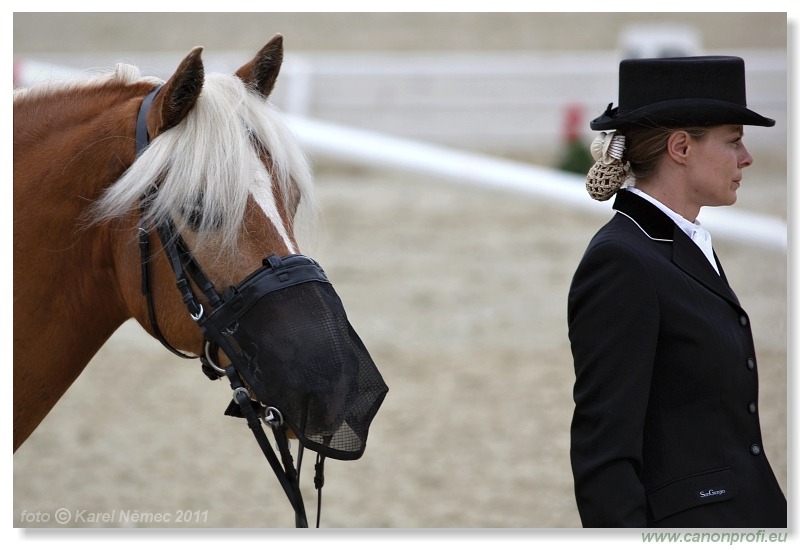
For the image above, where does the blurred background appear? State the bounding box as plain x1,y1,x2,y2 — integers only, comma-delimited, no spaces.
13,12,788,166
13,12,788,530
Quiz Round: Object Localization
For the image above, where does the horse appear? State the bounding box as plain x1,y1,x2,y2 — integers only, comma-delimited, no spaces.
13,35,387,526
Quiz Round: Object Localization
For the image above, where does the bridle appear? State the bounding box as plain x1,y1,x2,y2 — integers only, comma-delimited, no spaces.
134,85,320,528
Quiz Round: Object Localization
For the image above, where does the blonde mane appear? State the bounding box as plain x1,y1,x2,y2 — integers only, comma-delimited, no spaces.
13,62,162,101
90,65,315,253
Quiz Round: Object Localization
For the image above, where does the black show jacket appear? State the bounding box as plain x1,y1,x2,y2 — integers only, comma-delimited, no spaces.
567,189,786,528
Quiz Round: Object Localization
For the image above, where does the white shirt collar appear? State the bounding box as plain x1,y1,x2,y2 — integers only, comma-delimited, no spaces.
626,186,720,275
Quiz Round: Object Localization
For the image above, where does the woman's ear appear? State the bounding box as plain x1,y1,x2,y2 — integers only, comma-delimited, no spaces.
666,131,691,165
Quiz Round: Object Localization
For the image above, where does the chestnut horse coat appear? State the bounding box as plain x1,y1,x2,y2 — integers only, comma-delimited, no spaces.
567,189,786,527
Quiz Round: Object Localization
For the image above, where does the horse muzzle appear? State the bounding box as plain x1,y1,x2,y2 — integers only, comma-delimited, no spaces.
201,254,388,461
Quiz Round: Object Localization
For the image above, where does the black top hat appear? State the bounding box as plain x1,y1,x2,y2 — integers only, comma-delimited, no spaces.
590,56,775,130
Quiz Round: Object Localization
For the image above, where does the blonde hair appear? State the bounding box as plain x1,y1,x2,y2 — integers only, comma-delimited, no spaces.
92,70,315,254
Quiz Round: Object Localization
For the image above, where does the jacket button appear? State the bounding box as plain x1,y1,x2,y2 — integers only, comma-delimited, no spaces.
751,444,761,456
739,315,749,327
748,402,757,414
746,358,756,370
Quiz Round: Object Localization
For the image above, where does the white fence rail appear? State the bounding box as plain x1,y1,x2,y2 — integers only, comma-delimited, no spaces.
14,48,786,158
287,116,787,251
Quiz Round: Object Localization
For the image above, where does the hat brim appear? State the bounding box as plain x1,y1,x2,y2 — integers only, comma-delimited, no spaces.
590,98,775,130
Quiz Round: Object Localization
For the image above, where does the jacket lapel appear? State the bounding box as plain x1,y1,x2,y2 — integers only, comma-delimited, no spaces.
671,228,741,307
613,189,741,308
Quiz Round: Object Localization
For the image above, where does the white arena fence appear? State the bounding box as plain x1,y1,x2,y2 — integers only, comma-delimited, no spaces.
13,52,787,251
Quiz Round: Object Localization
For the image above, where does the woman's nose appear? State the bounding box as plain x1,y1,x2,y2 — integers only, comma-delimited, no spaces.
739,144,754,168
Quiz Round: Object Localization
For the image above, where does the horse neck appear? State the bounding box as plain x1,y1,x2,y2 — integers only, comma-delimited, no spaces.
13,86,139,450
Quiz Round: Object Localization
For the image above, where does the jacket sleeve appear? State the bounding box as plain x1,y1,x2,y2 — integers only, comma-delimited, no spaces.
567,238,660,527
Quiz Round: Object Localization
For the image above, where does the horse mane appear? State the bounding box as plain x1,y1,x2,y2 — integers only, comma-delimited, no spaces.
86,64,316,254
13,62,162,101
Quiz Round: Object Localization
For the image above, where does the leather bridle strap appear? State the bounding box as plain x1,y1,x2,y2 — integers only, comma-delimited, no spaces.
135,86,160,153
138,225,197,359
135,85,198,360
153,216,311,528
227,367,308,528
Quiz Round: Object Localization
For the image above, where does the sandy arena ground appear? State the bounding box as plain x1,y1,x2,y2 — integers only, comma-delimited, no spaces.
12,12,788,534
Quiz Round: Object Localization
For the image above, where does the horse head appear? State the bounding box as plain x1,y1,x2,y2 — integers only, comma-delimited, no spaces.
104,35,315,356
13,35,315,449
106,34,386,493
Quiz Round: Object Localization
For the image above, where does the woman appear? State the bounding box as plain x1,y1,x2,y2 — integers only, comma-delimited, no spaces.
567,56,786,528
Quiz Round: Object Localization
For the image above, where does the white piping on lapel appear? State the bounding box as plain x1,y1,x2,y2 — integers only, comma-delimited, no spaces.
615,210,674,243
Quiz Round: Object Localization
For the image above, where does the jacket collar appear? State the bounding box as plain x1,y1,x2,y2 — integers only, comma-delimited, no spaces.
612,189,740,308
612,187,675,241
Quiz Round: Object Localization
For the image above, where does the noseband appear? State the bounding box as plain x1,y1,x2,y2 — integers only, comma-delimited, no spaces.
134,85,316,528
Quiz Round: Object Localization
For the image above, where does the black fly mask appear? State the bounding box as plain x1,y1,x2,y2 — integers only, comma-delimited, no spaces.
134,86,388,527
202,252,387,461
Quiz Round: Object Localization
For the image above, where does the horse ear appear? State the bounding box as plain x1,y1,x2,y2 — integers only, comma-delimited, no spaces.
235,34,283,98
148,47,205,138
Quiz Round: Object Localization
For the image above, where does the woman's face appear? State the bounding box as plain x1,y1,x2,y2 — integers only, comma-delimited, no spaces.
684,124,753,209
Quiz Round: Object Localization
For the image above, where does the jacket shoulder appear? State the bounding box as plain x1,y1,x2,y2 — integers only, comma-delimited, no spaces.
583,213,669,264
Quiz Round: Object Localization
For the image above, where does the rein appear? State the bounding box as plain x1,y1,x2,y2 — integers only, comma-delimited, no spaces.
133,85,322,528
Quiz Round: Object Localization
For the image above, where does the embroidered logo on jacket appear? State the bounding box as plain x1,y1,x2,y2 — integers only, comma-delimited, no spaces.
698,488,727,499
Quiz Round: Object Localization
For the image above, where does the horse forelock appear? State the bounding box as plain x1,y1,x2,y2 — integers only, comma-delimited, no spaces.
92,71,315,255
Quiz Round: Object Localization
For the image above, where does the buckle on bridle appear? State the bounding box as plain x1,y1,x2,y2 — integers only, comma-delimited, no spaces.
190,303,204,322
264,407,284,429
